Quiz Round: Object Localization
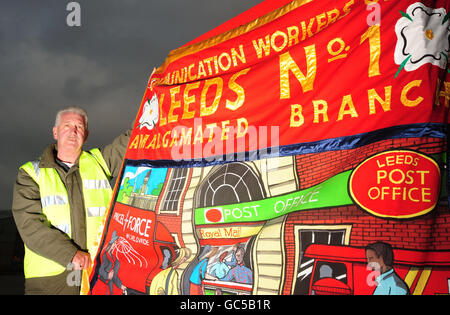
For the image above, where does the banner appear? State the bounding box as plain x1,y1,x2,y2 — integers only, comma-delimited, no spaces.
88,0,450,295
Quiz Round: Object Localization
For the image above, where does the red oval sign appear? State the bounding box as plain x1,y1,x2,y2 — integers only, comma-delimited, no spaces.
349,150,440,219
205,208,223,223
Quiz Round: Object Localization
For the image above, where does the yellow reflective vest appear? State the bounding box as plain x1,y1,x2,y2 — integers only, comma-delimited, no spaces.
20,149,113,279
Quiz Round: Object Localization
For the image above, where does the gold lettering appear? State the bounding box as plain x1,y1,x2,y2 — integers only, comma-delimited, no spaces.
158,93,167,126
341,0,355,18
203,57,214,76
368,86,392,114
129,135,139,149
173,70,182,84
279,44,316,99
193,125,203,145
168,86,181,123
218,52,232,72
326,8,340,26
290,104,304,127
139,134,149,149
312,100,329,123
287,26,299,47
200,77,223,116
360,25,381,77
146,135,157,150
221,120,230,140
306,17,316,37
162,130,171,148
252,35,271,59
170,129,178,147
197,61,207,78
231,45,246,67
337,94,358,120
188,63,197,81
271,30,288,52
401,80,423,107
182,82,200,120
178,128,192,146
316,13,327,33
226,67,251,111
205,123,218,142
236,117,248,137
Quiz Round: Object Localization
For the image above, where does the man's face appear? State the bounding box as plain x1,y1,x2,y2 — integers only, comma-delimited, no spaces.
52,112,88,152
366,249,384,271
235,249,244,264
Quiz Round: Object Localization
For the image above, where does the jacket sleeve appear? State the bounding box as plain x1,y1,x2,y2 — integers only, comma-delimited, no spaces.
100,129,132,179
12,168,79,267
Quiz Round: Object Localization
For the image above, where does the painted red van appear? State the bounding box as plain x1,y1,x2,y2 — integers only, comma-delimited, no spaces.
91,203,178,295
298,244,450,295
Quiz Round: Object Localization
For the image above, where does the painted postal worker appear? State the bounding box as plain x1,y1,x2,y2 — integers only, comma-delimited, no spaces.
366,241,410,295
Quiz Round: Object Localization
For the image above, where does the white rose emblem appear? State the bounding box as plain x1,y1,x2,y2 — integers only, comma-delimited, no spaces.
138,93,159,130
394,2,449,76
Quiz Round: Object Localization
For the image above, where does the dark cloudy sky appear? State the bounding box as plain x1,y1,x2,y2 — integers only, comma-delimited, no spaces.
0,0,263,211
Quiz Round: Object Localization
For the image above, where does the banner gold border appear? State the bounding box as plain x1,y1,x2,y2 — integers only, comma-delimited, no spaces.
155,0,314,75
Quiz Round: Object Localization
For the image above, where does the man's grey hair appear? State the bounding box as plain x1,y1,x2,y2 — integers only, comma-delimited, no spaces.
55,106,89,130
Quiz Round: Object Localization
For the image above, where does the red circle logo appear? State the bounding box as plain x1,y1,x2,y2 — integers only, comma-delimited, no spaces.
205,208,223,223
349,150,440,219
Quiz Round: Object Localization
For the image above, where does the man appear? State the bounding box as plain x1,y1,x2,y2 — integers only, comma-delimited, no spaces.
365,241,410,295
209,244,238,280
12,106,131,294
221,246,253,284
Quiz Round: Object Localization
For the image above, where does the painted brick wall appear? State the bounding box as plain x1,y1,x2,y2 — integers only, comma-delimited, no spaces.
282,137,448,294
282,205,450,294
155,168,185,247
296,137,445,189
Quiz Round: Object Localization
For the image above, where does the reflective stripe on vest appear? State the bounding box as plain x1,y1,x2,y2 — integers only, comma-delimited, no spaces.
20,148,112,279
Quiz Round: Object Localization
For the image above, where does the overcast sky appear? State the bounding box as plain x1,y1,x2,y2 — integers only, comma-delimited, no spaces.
0,0,263,211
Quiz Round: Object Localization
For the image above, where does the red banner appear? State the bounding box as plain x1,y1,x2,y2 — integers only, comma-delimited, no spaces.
87,0,450,296
126,0,449,163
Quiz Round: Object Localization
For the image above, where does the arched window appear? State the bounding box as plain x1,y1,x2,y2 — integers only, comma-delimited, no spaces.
197,162,265,208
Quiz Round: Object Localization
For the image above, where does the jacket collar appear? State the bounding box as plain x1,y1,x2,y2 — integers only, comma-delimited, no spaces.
375,268,394,283
38,143,81,170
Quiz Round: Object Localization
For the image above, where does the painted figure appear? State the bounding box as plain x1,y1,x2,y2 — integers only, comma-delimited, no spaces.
222,246,253,284
365,242,410,295
98,231,127,295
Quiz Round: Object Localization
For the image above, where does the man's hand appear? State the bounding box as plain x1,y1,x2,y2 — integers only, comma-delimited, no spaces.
72,250,92,270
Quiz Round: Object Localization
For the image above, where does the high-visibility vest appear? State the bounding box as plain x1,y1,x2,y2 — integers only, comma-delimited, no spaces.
20,149,113,279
